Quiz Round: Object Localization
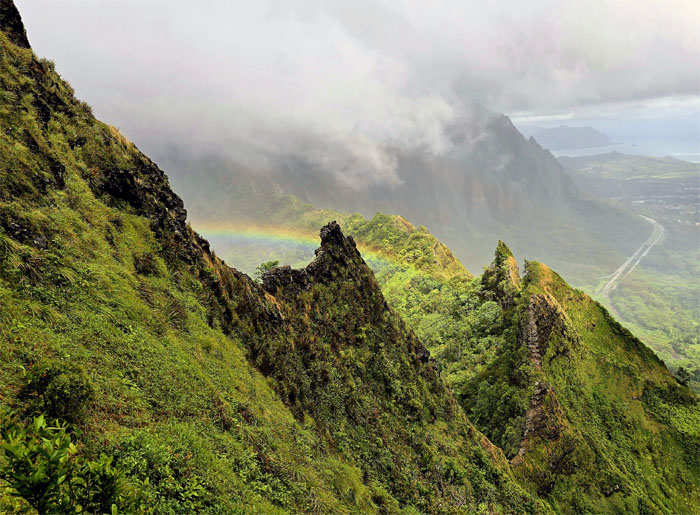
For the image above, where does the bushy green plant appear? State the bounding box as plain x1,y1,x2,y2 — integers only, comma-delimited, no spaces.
676,366,691,386
112,431,211,513
21,360,95,423
254,259,279,282
0,409,140,514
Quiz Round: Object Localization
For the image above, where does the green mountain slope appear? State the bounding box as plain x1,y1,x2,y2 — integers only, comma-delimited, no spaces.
0,4,539,512
318,219,700,513
345,222,700,513
156,162,700,512
1,3,698,514
174,174,700,512
460,249,700,513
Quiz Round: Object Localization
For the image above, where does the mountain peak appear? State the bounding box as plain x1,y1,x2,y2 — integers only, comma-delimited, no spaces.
311,220,362,267
481,240,521,308
318,220,357,253
0,0,30,48
495,239,514,259
263,221,368,296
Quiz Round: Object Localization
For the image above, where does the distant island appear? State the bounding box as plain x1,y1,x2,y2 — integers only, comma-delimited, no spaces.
532,125,614,150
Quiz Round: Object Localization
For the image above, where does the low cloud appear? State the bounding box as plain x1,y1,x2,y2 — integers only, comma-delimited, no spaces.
17,0,700,186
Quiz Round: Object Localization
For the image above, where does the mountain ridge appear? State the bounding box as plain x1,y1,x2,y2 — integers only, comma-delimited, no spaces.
157,111,648,286
0,6,541,511
1,3,698,513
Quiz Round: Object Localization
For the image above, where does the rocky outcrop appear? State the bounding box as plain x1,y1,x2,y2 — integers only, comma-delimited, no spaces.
306,221,363,278
512,380,564,463
261,265,311,296
0,211,48,249
519,294,559,367
512,293,574,462
262,221,433,371
0,0,29,48
519,291,579,368
263,221,374,296
89,155,196,259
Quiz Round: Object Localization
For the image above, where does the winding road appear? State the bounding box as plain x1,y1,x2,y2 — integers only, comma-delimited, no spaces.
599,215,665,318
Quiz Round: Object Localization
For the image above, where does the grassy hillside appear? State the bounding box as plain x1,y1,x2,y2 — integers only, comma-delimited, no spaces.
0,5,541,513
460,252,700,513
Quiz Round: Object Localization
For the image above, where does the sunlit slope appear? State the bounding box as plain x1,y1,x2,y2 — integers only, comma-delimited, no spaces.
459,247,700,514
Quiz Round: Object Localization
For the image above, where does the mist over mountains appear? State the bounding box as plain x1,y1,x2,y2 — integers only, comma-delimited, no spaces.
14,1,696,285
158,104,647,285
16,0,700,186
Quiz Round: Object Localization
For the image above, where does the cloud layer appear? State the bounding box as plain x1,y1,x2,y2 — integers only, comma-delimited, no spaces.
17,0,700,184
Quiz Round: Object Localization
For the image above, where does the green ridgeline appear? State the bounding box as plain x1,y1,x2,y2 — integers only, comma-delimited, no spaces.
1,1,698,513
192,191,700,512
0,4,538,513
330,217,700,513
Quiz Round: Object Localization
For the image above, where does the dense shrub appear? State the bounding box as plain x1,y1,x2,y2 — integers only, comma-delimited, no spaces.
21,360,95,423
0,409,140,514
112,431,211,513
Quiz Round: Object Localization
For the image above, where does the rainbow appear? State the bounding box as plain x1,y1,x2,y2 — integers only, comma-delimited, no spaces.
195,221,320,249
192,220,400,270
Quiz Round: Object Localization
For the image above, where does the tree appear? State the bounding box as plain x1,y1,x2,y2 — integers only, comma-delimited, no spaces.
254,260,279,283
676,367,691,386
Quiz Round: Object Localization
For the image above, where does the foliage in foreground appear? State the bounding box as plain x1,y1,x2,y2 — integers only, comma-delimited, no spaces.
0,410,139,514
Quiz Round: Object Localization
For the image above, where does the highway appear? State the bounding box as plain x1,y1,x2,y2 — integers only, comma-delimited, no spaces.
599,215,665,317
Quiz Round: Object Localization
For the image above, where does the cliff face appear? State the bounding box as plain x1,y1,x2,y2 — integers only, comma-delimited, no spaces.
0,5,539,512
0,0,28,48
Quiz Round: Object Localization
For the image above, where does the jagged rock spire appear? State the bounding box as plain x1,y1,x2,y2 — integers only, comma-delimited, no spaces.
307,221,363,275
262,221,367,296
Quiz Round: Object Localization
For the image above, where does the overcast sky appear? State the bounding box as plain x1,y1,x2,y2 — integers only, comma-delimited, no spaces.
15,0,700,178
